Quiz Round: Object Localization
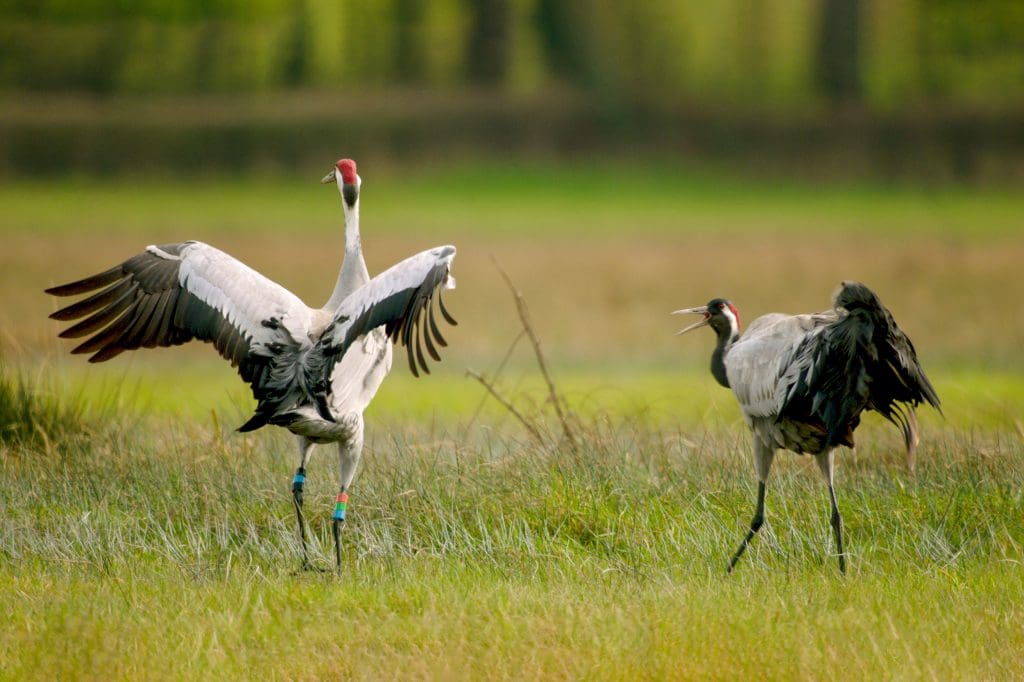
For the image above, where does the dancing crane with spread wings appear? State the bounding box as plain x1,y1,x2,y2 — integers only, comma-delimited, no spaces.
46,158,458,570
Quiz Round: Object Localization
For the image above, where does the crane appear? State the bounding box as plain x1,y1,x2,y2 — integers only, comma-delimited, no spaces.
45,158,458,570
673,281,940,573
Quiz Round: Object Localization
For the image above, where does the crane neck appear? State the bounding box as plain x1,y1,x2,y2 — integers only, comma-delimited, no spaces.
342,197,363,255
710,327,738,388
324,193,369,311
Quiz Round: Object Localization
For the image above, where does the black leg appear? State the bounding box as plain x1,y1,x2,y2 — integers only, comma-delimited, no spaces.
827,484,846,574
291,467,312,569
728,481,766,573
332,490,348,570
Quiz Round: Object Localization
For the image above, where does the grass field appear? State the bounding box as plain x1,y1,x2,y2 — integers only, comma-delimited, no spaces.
2,164,1023,679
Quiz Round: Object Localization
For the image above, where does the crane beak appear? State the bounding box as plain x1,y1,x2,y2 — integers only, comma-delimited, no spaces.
671,306,711,335
320,169,337,184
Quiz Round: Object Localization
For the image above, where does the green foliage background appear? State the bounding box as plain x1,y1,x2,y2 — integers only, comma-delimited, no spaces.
2,0,1022,108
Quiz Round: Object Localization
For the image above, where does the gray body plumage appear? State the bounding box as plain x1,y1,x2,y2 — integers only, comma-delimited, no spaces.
724,310,841,454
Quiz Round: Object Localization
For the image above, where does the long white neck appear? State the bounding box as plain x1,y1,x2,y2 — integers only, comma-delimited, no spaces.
324,185,370,310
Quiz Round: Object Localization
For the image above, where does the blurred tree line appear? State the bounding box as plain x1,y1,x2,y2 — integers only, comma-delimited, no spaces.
1,0,1021,180
1,0,1021,110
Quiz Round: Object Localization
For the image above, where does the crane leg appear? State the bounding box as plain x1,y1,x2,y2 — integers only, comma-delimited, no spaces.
828,484,846,574
816,449,846,574
728,437,775,573
293,467,319,570
332,489,348,569
291,438,316,571
333,419,364,572
728,481,766,573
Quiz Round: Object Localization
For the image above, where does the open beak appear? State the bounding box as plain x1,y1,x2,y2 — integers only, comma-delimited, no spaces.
671,306,711,335
320,169,337,184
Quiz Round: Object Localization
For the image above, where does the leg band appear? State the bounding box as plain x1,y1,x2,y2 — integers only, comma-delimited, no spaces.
333,492,349,521
292,469,306,492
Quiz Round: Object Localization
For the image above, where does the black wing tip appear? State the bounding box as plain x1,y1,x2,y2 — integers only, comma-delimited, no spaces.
918,393,943,417
45,282,87,297
45,266,124,297
237,413,268,432
406,347,422,378
438,293,458,326
50,307,82,322
88,346,125,363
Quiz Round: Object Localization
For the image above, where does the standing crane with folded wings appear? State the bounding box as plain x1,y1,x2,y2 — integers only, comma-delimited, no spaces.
46,159,458,571
674,281,940,573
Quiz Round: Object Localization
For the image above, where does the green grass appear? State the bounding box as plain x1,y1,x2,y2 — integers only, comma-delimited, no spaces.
6,566,1023,679
3,168,1024,678
2,374,1022,679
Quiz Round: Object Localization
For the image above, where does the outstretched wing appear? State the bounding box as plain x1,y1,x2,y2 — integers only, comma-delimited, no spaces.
318,245,457,380
46,241,315,429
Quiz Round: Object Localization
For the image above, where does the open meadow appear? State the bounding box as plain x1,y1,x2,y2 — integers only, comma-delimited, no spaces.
2,164,1023,679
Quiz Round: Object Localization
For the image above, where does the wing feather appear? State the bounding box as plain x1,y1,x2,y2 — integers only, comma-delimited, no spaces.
422,306,442,362
49,279,129,322
140,290,173,348
438,290,457,325
414,316,431,375
427,299,448,348
236,246,457,430
47,241,315,429
58,283,138,339
777,282,940,451
319,245,457,384
72,308,136,357
44,266,123,297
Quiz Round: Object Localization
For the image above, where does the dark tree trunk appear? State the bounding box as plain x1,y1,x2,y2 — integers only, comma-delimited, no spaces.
466,0,511,85
534,0,586,83
815,0,862,103
394,0,425,83
195,22,225,92
281,0,309,86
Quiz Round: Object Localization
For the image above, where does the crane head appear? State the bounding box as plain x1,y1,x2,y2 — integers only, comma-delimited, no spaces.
321,158,361,207
672,298,740,337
